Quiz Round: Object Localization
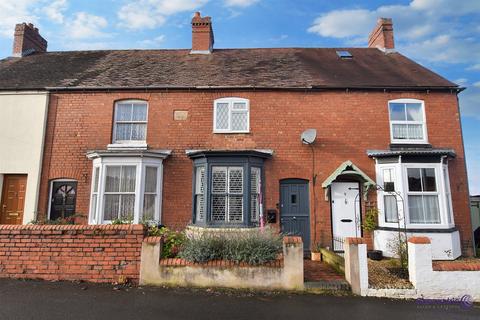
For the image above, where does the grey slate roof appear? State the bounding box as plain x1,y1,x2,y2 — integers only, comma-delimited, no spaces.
0,48,457,91
367,148,456,158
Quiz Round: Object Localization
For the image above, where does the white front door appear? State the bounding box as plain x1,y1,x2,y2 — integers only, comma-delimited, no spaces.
331,182,361,251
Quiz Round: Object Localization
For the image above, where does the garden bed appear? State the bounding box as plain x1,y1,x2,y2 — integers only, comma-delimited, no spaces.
368,258,413,289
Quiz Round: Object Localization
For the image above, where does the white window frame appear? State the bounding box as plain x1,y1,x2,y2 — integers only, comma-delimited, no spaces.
388,98,428,144
111,100,149,147
88,156,163,224
404,164,441,225
213,97,250,133
375,161,454,229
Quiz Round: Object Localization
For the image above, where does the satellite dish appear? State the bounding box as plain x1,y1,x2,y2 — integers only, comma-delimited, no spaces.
301,129,317,145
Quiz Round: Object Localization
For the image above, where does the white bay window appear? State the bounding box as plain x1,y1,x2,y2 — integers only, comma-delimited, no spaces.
376,161,454,228
87,150,170,224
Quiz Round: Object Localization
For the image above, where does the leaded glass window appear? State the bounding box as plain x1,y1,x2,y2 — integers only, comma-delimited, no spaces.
211,166,244,223
195,167,206,221
251,167,261,222
214,98,249,133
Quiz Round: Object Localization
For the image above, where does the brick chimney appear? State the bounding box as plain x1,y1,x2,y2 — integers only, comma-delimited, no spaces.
368,18,394,51
12,23,48,57
191,12,214,54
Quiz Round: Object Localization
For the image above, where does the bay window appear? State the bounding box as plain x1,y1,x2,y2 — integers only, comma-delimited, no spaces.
388,99,427,144
87,150,170,224
188,150,271,227
376,160,454,228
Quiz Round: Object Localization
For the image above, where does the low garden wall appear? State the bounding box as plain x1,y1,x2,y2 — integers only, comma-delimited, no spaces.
140,236,304,290
0,224,145,283
408,237,480,301
343,236,480,301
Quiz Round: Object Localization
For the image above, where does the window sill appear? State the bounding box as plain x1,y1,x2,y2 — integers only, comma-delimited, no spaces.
107,143,148,151
390,140,429,145
213,131,250,134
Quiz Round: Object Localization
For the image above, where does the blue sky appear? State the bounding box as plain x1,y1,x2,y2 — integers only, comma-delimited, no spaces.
0,0,478,194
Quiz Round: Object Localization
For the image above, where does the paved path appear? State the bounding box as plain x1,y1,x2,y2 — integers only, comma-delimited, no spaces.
0,278,478,320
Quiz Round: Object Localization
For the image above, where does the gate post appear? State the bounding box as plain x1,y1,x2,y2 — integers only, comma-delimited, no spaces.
344,237,368,296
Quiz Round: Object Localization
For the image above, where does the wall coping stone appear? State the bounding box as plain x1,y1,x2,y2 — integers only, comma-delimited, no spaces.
345,237,366,245
408,236,431,244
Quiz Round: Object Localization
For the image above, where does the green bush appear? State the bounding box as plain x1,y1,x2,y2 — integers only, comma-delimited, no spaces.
179,228,282,265
148,226,186,258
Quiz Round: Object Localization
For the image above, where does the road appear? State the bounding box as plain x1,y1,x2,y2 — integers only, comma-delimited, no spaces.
0,278,478,320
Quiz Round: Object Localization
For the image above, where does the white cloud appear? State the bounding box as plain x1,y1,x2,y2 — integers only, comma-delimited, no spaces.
473,81,480,88
67,12,108,39
224,0,259,7
468,64,480,71
42,0,67,24
455,78,468,86
0,0,39,38
117,0,208,30
308,9,374,39
138,35,166,47
308,1,480,65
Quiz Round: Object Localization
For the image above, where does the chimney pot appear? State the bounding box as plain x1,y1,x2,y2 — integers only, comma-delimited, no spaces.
191,12,214,54
12,23,47,57
368,17,395,51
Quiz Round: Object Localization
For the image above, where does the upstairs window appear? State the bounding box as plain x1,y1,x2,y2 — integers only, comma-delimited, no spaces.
113,100,148,144
388,99,427,144
214,98,249,133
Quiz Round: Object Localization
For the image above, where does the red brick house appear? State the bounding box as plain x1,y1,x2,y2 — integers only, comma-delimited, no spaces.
0,14,473,259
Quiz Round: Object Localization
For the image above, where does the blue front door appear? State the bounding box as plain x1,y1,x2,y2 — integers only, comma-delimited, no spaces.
280,179,310,251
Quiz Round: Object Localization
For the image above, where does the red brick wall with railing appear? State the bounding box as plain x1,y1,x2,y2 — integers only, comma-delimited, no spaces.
0,224,145,283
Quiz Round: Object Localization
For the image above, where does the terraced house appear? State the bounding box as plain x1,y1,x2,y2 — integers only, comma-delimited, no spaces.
0,13,474,260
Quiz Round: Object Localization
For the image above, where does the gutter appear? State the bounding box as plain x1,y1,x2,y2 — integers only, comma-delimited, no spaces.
0,85,463,93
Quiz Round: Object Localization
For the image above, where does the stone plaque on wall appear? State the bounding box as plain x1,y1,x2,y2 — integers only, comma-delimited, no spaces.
174,110,188,121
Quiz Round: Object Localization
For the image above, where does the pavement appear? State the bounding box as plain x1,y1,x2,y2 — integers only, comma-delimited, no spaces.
0,278,479,320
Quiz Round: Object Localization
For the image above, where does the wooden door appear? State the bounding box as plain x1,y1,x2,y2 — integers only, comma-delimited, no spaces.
0,175,27,225
49,181,77,220
280,179,310,252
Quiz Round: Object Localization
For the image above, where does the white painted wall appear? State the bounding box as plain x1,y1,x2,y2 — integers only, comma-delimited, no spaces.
374,229,461,260
409,240,480,301
0,92,49,223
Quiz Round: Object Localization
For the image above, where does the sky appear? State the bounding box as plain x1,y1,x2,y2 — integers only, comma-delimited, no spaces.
0,0,478,194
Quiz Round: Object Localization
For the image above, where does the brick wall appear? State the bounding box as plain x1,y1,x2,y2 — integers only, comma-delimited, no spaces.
0,224,145,283
37,90,473,255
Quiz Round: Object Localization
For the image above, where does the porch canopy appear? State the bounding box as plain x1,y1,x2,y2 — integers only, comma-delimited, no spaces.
321,160,376,201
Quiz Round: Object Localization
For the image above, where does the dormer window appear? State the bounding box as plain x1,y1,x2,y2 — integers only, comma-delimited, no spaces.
113,100,148,145
388,99,427,144
213,98,249,133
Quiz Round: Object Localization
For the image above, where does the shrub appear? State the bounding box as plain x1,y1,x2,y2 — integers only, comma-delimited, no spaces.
148,226,186,258
29,214,84,225
362,208,378,233
179,228,283,265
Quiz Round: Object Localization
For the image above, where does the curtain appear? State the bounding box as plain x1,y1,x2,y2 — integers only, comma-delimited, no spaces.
384,195,398,223
423,195,440,223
